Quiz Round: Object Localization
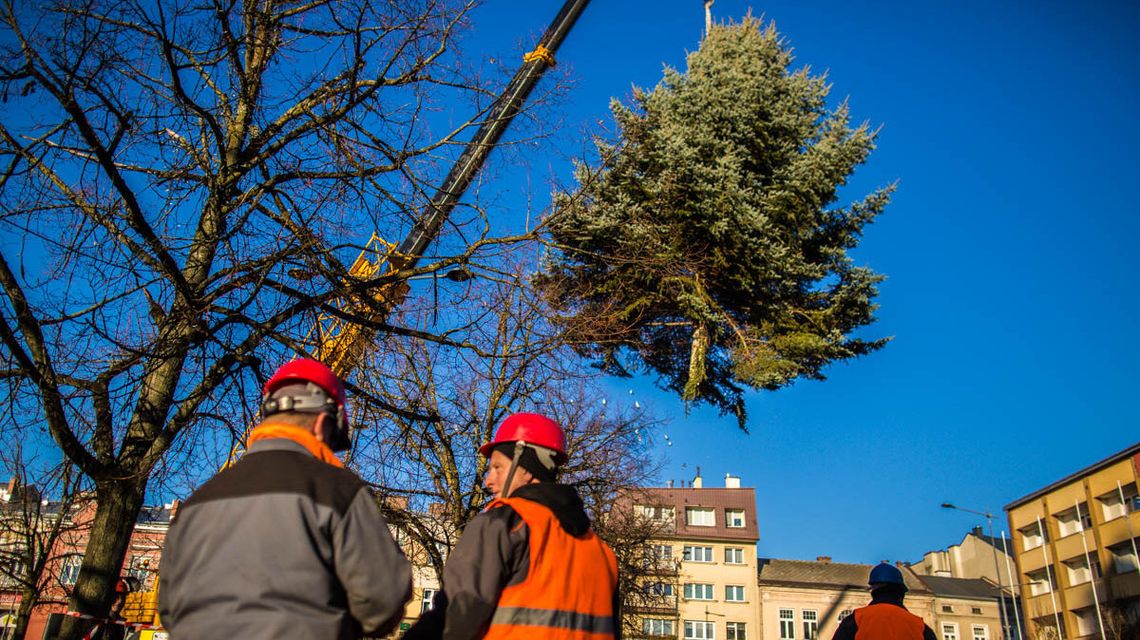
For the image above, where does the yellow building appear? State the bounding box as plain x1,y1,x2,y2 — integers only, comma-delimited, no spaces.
1004,442,1140,639
625,473,759,640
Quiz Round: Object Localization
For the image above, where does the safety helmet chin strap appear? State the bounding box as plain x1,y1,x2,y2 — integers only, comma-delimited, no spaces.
499,440,561,499
499,441,528,500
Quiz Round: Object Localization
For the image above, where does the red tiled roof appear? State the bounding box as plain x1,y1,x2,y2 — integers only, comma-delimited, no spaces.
631,486,759,541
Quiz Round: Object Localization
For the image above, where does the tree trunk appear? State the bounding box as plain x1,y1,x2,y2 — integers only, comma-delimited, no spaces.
12,584,37,640
55,479,146,640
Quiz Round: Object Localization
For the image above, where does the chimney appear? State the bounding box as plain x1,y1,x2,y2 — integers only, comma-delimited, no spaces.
692,469,703,489
666,479,674,488
725,474,740,489
972,526,983,537
167,499,181,519
816,556,831,564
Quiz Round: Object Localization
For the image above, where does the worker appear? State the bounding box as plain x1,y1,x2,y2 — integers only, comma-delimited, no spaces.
405,412,619,640
88,579,130,640
158,358,411,639
831,562,937,640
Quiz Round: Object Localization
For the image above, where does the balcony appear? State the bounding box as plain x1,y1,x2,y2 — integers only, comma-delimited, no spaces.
1096,510,1140,547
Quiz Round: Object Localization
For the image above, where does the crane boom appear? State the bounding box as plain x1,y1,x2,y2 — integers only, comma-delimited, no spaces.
317,0,591,374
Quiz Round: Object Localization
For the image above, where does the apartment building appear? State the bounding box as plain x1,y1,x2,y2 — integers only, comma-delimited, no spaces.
1004,441,1140,639
623,472,759,640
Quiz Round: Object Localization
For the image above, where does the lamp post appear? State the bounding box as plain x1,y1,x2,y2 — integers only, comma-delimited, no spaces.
941,502,1016,640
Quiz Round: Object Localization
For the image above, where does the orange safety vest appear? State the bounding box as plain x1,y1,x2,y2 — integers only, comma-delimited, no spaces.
482,496,618,640
853,603,926,639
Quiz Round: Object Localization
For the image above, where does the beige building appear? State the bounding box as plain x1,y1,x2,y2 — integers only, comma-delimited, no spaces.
756,558,1005,640
1005,441,1140,639
625,473,759,640
915,526,1020,596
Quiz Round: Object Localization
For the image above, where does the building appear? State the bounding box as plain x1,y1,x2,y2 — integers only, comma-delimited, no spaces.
915,526,1020,595
1005,442,1140,639
922,575,1010,640
755,558,1006,640
622,472,759,640
0,478,175,639
913,527,1023,638
756,558,933,640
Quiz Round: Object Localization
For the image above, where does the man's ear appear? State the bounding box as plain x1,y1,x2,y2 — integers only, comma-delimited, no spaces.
312,413,328,444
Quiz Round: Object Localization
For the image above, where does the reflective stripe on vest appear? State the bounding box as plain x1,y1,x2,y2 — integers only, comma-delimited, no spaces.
482,496,618,640
491,607,615,634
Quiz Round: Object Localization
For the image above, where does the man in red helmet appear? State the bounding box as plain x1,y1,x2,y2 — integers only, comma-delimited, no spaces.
406,412,619,640
159,358,411,639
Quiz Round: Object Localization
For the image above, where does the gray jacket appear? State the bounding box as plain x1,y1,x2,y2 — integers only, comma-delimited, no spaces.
158,438,411,639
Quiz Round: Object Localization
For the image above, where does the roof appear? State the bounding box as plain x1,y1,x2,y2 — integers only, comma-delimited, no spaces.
916,575,1000,601
135,504,176,526
631,486,759,541
1005,441,1140,510
757,558,931,594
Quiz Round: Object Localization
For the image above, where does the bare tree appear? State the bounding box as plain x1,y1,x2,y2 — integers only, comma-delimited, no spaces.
0,1,561,635
349,269,665,582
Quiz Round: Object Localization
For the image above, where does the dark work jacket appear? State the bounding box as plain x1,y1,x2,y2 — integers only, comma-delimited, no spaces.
831,594,937,640
405,483,621,640
158,439,411,639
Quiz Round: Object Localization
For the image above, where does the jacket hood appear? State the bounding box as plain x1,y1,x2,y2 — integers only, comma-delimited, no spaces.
512,483,591,536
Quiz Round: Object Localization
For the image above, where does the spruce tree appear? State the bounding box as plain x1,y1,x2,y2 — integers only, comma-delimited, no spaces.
541,17,892,428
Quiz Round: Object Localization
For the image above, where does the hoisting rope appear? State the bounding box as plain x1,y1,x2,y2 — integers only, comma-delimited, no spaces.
522,44,556,66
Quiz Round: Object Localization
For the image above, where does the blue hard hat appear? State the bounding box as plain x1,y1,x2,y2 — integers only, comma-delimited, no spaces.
868,562,906,588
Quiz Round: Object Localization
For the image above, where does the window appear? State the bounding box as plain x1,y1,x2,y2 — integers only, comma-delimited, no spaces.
638,505,676,523
1026,569,1055,596
1063,552,1102,585
971,624,988,640
686,507,715,527
1019,522,1046,550
683,583,714,600
779,609,795,640
644,582,675,597
726,622,746,640
644,618,676,637
971,607,982,615
684,620,715,640
802,610,818,640
1097,484,1139,521
838,609,853,621
1055,504,1090,537
1108,540,1139,574
421,588,437,614
643,544,673,569
725,547,744,564
725,585,745,602
1073,607,1099,637
684,545,714,562
726,508,745,528
59,555,82,586
942,623,959,640
941,605,954,613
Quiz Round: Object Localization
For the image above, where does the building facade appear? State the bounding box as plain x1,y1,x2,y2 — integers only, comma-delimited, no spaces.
624,473,759,640
756,558,1005,640
1005,442,1140,639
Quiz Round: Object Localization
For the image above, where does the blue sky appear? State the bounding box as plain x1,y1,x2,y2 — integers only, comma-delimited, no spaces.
464,0,1140,563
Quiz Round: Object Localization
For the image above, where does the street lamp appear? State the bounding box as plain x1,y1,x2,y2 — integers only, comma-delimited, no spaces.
941,502,1017,640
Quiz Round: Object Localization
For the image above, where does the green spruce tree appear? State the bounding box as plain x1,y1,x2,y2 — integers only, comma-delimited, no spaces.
541,16,893,429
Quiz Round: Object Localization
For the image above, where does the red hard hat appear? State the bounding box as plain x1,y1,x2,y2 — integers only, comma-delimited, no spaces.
479,413,568,465
262,358,352,451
